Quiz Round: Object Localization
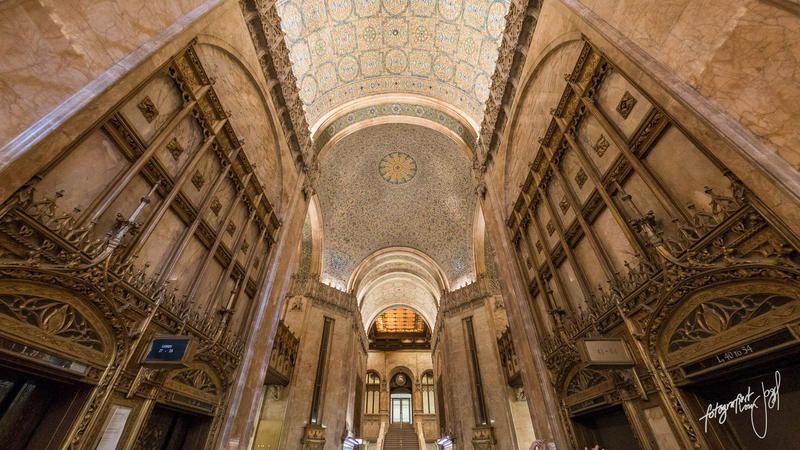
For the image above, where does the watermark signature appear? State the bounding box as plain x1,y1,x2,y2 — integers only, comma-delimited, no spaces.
698,370,781,439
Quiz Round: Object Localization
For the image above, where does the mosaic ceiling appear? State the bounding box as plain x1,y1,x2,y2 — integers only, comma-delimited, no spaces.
276,0,511,128
317,123,475,288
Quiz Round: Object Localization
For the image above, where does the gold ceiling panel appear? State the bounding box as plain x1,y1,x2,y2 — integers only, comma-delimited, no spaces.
374,307,427,333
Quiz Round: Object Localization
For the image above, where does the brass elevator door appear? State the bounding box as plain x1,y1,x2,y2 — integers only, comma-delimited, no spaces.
133,405,211,450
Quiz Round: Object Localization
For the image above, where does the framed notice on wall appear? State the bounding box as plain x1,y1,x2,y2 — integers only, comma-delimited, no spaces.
95,405,132,450
141,335,194,368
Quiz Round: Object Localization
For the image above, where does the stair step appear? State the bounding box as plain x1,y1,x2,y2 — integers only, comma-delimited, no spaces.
383,424,420,450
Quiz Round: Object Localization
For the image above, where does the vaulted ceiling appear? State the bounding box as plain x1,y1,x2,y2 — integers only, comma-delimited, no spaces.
275,0,506,321
276,0,510,129
316,123,475,289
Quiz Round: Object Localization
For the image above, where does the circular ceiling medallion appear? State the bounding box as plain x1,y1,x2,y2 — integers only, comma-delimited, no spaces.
379,152,417,184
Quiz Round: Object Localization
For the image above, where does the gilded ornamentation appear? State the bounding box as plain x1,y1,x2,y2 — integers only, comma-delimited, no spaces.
137,96,159,123
0,41,276,448
379,152,417,184
441,276,500,316
559,198,569,214
574,168,587,188
237,0,312,174
302,424,326,450
172,368,219,395
616,91,637,119
546,221,555,236
210,198,222,216
471,425,497,450
191,171,205,190
667,293,794,352
166,138,184,160
0,293,104,351
536,240,543,253
593,134,609,157
565,367,608,396
226,221,237,236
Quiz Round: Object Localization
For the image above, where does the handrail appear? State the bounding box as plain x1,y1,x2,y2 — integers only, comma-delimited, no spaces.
414,420,426,449
376,419,387,450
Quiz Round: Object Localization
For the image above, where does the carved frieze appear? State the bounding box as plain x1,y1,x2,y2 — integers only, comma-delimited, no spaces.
668,293,794,352
191,170,205,190
0,293,104,352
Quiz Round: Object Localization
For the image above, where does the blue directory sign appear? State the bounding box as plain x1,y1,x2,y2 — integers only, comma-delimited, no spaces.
142,335,193,367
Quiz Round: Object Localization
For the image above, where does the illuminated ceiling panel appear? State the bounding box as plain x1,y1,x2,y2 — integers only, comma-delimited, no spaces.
374,307,428,333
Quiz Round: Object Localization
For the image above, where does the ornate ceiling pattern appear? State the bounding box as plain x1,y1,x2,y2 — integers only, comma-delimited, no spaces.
317,123,475,288
276,0,511,128
314,102,475,152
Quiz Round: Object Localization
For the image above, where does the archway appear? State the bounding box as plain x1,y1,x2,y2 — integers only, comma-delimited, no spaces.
389,370,414,425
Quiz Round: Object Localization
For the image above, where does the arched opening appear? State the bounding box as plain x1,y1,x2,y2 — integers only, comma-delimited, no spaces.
368,306,431,351
420,371,436,415
389,371,414,425
364,371,382,416
652,278,800,449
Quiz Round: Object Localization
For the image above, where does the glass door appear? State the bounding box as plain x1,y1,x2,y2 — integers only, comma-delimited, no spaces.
390,394,412,424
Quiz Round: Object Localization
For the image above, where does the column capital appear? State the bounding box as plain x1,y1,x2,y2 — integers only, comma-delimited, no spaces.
302,424,326,450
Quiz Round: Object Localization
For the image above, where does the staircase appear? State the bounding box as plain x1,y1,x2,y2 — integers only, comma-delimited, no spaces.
383,423,419,450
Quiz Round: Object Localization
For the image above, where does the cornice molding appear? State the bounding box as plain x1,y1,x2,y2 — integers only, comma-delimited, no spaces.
239,0,315,172
475,0,542,172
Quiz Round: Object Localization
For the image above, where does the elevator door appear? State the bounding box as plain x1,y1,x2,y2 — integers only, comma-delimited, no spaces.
0,366,88,450
573,405,642,450
134,405,211,450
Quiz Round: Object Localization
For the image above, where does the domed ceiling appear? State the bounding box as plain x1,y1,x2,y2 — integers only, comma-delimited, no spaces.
276,0,511,128
316,123,475,288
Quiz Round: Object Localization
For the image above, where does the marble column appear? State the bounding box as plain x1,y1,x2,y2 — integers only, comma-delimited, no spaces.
472,425,498,450
380,381,389,415
218,174,310,449
480,186,568,448
413,381,423,415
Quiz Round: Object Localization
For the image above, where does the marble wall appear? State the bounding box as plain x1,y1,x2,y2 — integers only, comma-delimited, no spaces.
435,298,524,449
573,0,800,171
0,0,298,212
281,296,366,449
0,0,212,158
495,0,800,220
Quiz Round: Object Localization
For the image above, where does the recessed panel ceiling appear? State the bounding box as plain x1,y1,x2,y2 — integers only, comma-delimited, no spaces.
276,0,511,128
374,307,428,333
